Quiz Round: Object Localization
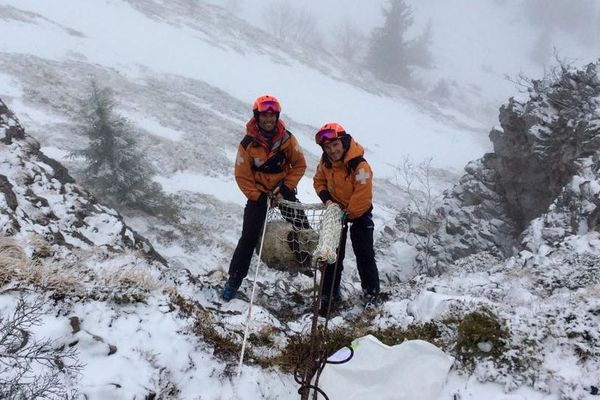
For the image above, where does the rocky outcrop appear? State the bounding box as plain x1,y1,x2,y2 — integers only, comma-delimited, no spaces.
490,63,600,229
519,156,600,256
427,62,600,267
0,97,166,265
0,100,25,144
427,154,518,267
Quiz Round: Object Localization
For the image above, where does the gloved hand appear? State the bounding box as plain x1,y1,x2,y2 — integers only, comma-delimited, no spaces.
278,184,295,200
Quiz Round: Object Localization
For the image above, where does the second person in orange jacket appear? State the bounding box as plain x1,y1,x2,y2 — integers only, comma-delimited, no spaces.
313,122,381,316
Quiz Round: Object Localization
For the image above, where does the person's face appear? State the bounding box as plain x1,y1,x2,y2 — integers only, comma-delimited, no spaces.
257,112,277,132
323,139,344,161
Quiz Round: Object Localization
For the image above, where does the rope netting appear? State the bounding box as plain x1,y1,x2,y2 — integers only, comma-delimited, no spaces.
258,200,344,275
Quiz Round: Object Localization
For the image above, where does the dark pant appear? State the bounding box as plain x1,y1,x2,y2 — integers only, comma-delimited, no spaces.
227,191,308,288
321,211,380,298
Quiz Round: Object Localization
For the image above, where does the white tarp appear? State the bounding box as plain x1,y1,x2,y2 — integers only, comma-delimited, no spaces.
317,335,454,400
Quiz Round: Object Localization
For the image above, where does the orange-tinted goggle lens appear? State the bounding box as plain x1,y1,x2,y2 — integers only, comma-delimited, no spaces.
256,100,281,113
315,128,339,145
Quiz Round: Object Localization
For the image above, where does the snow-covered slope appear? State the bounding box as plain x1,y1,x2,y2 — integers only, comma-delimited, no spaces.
1,1,600,399
0,97,301,398
0,0,486,276
0,0,488,175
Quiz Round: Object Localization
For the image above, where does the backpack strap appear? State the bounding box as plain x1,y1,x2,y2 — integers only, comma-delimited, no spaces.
347,156,366,175
240,135,253,150
241,132,293,174
253,151,286,174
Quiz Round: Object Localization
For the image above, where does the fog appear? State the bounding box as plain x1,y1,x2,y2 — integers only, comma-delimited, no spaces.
216,0,600,125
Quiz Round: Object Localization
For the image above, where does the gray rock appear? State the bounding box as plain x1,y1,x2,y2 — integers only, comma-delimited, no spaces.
424,62,600,270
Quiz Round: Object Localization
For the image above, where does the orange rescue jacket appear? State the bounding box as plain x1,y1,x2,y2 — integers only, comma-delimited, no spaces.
313,137,373,220
235,118,306,201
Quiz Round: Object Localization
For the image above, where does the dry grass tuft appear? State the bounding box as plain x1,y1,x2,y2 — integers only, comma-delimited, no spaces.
0,236,29,285
103,266,161,304
105,266,160,292
1,237,164,303
0,236,83,296
27,234,53,259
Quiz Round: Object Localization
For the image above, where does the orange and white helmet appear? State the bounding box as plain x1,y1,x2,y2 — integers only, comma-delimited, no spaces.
252,95,281,116
315,122,346,145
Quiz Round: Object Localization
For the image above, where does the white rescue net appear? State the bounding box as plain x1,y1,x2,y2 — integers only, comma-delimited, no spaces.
258,199,345,274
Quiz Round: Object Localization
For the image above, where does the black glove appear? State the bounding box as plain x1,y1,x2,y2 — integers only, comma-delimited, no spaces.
318,190,333,204
279,184,296,201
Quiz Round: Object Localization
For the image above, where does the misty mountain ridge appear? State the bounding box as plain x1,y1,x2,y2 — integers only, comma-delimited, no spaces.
1,1,600,399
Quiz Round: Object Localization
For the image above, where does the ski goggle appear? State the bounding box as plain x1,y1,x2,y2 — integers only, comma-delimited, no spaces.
255,100,281,113
315,128,343,145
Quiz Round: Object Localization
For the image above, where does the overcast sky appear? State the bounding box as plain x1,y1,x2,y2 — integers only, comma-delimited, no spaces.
229,0,600,124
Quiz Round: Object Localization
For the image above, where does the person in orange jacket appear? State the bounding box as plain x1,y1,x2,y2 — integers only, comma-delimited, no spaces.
313,122,380,315
222,95,307,301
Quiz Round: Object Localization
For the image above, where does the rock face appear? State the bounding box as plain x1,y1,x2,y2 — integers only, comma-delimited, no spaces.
428,62,600,267
0,97,166,264
490,64,600,229
428,154,518,267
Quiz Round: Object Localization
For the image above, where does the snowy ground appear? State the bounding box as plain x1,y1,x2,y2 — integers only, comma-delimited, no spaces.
1,1,599,399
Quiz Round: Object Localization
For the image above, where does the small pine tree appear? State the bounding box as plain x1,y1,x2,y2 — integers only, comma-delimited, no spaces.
72,82,179,221
365,0,432,87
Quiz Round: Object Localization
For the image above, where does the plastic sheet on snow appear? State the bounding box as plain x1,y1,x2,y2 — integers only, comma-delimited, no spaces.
318,335,454,400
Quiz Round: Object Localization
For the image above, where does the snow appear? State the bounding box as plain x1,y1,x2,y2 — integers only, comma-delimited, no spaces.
81,214,125,246
1,1,600,399
407,290,450,323
121,110,186,141
155,172,244,205
41,145,69,161
1,0,489,176
0,71,22,98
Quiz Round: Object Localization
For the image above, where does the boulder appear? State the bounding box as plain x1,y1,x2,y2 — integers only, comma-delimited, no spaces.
256,220,318,275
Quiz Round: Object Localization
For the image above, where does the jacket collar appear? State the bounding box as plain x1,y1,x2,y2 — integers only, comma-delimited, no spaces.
246,117,287,149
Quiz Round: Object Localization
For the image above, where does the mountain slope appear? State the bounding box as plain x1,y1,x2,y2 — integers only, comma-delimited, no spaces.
2,1,599,399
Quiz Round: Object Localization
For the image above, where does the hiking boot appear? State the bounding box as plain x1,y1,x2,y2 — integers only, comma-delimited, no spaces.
319,291,342,317
363,292,383,311
221,281,238,301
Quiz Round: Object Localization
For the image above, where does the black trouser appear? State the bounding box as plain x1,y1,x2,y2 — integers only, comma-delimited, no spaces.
321,211,380,298
227,191,308,288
